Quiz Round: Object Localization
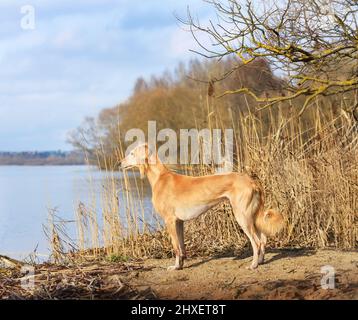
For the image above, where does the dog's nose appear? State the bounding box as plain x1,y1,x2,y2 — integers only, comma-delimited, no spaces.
120,158,129,169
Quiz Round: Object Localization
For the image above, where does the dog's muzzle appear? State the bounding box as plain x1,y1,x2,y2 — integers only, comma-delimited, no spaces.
120,159,127,169
120,159,134,170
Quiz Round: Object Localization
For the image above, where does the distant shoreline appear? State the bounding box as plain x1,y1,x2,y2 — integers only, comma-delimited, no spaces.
0,163,85,166
0,150,86,166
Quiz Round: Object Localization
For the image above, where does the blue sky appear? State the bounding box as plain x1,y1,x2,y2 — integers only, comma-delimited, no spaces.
0,0,215,151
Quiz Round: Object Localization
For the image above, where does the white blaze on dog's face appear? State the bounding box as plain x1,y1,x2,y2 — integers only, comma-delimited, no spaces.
121,143,151,178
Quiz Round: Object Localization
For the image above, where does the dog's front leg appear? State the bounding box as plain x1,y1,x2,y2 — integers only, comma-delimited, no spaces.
166,218,185,271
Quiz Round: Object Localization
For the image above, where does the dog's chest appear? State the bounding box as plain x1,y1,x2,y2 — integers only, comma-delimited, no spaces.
174,203,216,221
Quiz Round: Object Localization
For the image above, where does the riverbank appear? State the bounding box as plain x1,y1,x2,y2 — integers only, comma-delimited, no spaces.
0,151,85,166
1,249,357,300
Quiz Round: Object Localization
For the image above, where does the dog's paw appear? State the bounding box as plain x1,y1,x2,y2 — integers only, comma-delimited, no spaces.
167,265,181,271
246,263,258,270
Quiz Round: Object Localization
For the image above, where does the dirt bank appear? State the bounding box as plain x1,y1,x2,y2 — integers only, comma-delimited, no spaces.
123,248,358,300
0,249,357,300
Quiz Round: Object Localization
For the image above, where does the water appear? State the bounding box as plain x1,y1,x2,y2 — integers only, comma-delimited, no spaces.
0,166,153,260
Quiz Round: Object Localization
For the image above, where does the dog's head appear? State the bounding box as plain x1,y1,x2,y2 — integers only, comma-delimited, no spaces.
120,143,152,178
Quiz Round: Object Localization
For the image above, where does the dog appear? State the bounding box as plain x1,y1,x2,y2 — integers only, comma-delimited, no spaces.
120,143,284,270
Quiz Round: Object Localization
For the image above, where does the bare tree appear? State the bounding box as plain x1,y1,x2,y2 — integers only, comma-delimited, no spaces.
183,0,358,117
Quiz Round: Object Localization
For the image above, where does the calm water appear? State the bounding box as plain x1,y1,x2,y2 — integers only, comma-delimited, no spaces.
0,166,153,260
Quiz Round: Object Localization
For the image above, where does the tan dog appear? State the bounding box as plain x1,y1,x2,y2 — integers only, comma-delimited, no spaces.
121,143,284,270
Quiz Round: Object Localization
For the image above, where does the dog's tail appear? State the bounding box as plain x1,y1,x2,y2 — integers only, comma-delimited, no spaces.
255,208,284,236
250,186,284,237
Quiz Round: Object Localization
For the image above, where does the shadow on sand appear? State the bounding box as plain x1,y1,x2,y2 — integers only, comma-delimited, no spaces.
188,247,317,269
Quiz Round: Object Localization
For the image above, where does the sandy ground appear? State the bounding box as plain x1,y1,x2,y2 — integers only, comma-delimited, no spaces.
1,248,357,300
123,249,358,300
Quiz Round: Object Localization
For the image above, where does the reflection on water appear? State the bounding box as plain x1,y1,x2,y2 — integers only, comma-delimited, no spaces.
0,166,153,260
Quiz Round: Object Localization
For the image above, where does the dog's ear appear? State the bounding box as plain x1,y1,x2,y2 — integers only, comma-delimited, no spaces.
144,144,153,157
144,144,157,165
139,155,149,179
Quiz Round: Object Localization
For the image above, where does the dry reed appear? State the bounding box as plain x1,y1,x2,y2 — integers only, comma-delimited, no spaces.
48,100,358,262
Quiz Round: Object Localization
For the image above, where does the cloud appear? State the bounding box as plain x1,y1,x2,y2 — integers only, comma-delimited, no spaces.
0,0,215,151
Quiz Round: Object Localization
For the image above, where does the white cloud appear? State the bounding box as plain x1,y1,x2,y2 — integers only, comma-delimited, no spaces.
0,0,216,151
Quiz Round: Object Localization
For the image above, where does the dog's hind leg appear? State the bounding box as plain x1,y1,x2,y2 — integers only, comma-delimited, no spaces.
258,232,267,265
166,218,185,271
240,220,261,269
231,199,261,269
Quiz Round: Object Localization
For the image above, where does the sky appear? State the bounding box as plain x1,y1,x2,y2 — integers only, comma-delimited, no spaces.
0,0,215,151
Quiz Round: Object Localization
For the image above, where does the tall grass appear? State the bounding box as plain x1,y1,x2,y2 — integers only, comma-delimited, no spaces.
48,100,357,262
